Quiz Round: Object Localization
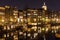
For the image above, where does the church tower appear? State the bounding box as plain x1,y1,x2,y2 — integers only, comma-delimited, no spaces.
42,2,47,10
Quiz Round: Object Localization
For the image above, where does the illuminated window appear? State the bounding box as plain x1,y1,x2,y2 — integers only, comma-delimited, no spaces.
27,33,31,37
4,26,6,30
34,18,36,22
19,16,23,18
4,34,6,38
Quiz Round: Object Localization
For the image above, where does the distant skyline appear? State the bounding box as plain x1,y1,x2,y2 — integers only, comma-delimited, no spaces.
0,0,60,10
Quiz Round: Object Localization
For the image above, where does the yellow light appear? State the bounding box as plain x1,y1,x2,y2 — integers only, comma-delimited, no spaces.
14,16,17,18
31,23,37,25
34,18,36,21
4,26,6,30
31,26,37,29
17,18,20,22
13,10,18,13
27,33,31,37
46,18,49,21
28,18,30,23
52,30,54,33
11,25,14,29
19,32,23,35
28,28,31,32
0,38,5,40
0,7,5,10
4,34,6,38
7,33,9,37
34,33,38,38
10,18,13,22
2,19,4,22
42,28,45,31
34,11,36,13
20,19,23,22
31,26,37,31
11,33,13,36
56,27,59,29
45,28,49,32
5,5,10,8
56,18,58,21
7,26,10,30
55,33,60,38
24,33,26,36
13,35,18,40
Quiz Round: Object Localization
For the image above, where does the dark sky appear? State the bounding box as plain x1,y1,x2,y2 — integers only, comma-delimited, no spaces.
0,0,60,10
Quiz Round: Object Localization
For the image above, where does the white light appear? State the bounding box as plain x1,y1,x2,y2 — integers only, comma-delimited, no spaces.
7,33,9,37
24,33,26,36
27,33,31,37
56,27,59,29
32,23,37,25
20,19,23,22
56,18,58,21
2,19,4,22
45,28,49,32
11,25,14,29
19,32,23,35
4,34,6,38
11,33,14,36
7,26,10,30
17,18,20,22
42,28,45,31
34,11,36,13
19,16,23,18
4,26,6,30
34,33,38,38
52,30,54,33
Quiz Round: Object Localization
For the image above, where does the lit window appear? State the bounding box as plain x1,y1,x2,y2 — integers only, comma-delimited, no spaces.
19,16,23,18
7,26,10,30
27,33,31,37
34,18,36,21
7,33,9,37
19,32,23,35
4,34,6,38
27,13,31,15
4,26,6,30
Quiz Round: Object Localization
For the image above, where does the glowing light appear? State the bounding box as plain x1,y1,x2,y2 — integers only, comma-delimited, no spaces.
27,33,31,37
13,35,18,40
20,19,23,22
31,23,37,25
56,18,58,21
56,27,59,29
24,33,26,36
11,33,14,36
10,18,13,22
34,18,36,21
0,7,5,10
42,2,47,10
17,18,20,22
11,25,14,29
7,26,10,30
42,28,45,31
7,33,9,37
28,28,31,32
4,26,6,30
45,28,49,32
5,6,10,8
19,32,23,35
55,34,60,38
4,34,6,38
2,19,4,22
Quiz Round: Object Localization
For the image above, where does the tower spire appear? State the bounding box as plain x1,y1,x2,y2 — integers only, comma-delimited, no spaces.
42,2,47,10
44,2,46,5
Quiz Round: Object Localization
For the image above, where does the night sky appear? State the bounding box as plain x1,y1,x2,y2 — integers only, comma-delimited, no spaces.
0,0,60,10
